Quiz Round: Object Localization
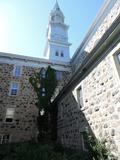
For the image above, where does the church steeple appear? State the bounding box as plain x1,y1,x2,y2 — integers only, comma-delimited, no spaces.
53,0,60,11
44,1,71,62
50,0,64,24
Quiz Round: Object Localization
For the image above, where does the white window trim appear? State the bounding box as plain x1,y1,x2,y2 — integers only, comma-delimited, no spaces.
9,82,20,96
4,108,15,123
13,65,22,77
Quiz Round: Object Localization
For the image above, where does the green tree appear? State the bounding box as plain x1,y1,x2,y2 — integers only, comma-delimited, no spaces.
29,66,57,141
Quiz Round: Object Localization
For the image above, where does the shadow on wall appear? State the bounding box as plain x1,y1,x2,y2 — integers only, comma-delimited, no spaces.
57,91,118,156
57,92,94,150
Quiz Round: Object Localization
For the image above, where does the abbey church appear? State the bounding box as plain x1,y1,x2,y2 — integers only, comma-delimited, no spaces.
0,0,120,157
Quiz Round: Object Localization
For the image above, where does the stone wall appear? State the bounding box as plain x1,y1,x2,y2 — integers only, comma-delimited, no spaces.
81,43,120,156
71,0,120,72
57,90,91,150
57,42,120,156
85,0,120,53
0,63,39,142
0,61,71,143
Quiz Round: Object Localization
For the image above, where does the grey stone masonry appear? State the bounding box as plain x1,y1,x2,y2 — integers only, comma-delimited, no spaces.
0,54,71,143
85,0,120,53
71,0,120,73
56,0,120,157
82,44,120,156
0,63,38,142
57,40,120,157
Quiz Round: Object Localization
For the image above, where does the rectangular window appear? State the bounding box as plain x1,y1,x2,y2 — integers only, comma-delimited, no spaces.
77,86,83,108
41,68,46,78
60,104,63,119
0,135,10,144
56,71,62,81
117,53,120,63
10,82,19,95
5,108,15,123
13,66,22,77
81,132,88,151
55,51,59,56
61,52,64,57
114,51,120,77
41,88,45,97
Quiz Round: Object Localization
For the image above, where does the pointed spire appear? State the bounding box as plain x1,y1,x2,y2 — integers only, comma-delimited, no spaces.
53,0,60,11
50,0,64,24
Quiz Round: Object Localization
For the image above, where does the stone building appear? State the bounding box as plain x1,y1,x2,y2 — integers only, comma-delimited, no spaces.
0,1,71,143
55,0,120,157
0,0,120,158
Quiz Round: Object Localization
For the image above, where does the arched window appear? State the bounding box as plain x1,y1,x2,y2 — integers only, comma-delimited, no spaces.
61,52,64,57
55,51,59,56
51,16,55,21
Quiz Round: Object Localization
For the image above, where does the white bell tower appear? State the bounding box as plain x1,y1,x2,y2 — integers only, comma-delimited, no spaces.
44,1,71,62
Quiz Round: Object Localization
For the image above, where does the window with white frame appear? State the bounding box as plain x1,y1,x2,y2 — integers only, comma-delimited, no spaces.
10,82,19,95
5,108,15,122
13,66,22,77
0,134,10,144
77,86,84,108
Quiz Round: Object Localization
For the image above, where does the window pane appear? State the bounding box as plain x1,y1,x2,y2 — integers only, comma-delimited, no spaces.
10,83,19,95
41,68,46,78
11,89,17,95
12,83,18,89
117,53,120,62
56,71,62,80
55,51,59,56
5,108,15,122
42,88,45,92
42,93,45,97
0,135,2,144
5,108,14,122
77,86,83,108
61,52,64,57
6,108,15,117
5,118,13,122
2,135,10,144
14,66,21,76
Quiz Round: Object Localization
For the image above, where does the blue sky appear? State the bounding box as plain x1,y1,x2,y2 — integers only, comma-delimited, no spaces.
0,0,104,58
